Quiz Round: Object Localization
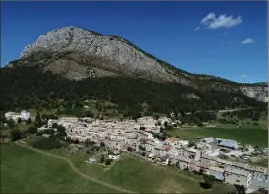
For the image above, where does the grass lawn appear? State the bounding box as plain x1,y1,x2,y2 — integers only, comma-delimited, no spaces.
0,144,121,193
168,125,268,147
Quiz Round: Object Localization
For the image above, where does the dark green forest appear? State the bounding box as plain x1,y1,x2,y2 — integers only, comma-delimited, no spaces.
0,66,266,116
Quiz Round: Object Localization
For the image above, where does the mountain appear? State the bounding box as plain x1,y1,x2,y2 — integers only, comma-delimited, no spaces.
1,26,267,114
6,26,268,102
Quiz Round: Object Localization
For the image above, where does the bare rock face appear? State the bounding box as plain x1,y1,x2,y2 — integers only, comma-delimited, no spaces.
15,26,268,102
20,26,188,83
240,86,268,102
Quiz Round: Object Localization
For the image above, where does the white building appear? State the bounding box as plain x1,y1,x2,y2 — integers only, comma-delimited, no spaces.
48,119,58,128
108,154,120,160
20,110,30,121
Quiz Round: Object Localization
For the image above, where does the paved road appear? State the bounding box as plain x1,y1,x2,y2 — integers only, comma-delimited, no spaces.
196,107,253,114
15,141,135,193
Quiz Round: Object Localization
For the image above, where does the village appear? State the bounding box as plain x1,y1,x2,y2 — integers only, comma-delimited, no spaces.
4,110,269,193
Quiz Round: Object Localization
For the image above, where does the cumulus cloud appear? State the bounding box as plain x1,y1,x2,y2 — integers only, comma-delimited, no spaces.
241,38,254,44
199,13,243,29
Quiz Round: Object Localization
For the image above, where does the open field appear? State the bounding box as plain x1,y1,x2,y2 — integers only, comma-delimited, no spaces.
1,140,236,193
168,125,268,147
49,147,207,193
0,143,123,193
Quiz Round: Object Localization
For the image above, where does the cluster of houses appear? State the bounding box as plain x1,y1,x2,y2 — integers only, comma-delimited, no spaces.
36,115,268,192
5,110,31,122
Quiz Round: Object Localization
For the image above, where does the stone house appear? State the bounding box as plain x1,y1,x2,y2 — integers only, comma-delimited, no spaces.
200,155,216,165
196,162,210,174
165,137,180,147
224,167,252,189
245,166,268,182
208,166,225,181
145,140,155,152
177,156,190,170
188,159,198,172
48,119,58,128
160,145,171,157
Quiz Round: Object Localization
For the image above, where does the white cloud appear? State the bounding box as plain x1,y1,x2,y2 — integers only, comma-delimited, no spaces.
238,73,248,78
199,13,243,29
194,26,200,31
241,38,254,44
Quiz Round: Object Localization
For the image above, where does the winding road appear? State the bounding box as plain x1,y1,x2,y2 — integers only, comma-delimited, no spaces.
15,141,135,193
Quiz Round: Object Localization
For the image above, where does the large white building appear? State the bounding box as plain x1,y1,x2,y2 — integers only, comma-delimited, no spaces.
5,110,30,122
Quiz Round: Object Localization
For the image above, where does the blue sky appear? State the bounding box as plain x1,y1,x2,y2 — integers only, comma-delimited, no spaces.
1,1,268,83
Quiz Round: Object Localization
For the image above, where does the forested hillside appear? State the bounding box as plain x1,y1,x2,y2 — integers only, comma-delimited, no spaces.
0,66,266,116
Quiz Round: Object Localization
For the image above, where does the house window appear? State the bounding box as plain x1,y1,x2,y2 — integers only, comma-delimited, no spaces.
236,180,240,183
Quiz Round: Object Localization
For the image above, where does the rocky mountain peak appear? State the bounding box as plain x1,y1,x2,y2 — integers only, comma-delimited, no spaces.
19,26,186,83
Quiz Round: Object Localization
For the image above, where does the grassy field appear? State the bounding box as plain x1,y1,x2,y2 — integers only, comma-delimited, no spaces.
1,141,234,193
1,144,121,193
168,125,268,147
51,148,207,193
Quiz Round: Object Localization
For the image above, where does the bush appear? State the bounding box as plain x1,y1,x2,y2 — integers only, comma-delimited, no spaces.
188,141,195,147
52,123,58,128
26,118,32,124
105,158,113,165
203,174,215,189
31,137,62,150
55,132,67,138
139,145,145,151
17,118,22,124
43,129,55,135
10,129,23,141
57,125,66,132
100,155,105,163
28,126,37,134
166,125,173,130
6,119,15,129
36,131,43,136
141,152,146,157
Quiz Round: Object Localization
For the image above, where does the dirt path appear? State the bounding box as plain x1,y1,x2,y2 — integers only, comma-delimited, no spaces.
15,141,135,193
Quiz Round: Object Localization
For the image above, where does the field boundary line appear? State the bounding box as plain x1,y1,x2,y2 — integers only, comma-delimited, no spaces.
15,141,135,193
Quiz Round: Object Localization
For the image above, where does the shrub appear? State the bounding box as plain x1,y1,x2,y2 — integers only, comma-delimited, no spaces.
6,119,15,129
31,137,62,150
10,129,23,141
57,125,66,132
203,174,215,189
28,126,37,134
105,158,113,165
26,118,32,124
